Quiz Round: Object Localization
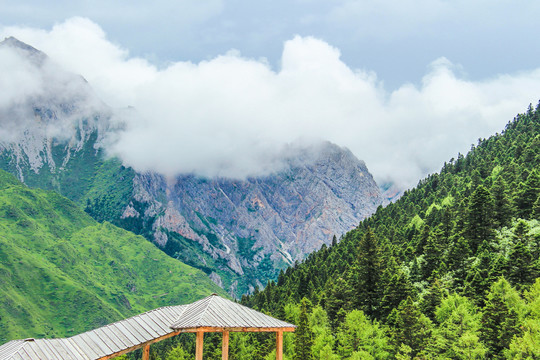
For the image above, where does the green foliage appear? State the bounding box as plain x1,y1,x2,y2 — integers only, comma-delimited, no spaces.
466,185,495,252
480,278,523,358
515,170,540,219
0,170,224,342
336,310,391,359
427,293,486,359
504,278,540,359
164,346,189,360
387,297,432,357
294,298,314,360
350,228,382,318
243,103,540,358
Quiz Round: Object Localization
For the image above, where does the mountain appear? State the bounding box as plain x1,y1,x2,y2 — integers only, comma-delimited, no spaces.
0,38,383,296
109,142,381,295
0,169,224,343
243,104,540,358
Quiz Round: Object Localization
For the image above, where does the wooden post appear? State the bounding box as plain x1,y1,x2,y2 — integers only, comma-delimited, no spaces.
222,331,229,360
196,331,204,360
276,331,283,360
142,344,150,360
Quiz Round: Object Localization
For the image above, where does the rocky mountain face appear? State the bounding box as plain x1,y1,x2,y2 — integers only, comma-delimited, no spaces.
0,37,113,190
125,143,382,294
0,38,383,296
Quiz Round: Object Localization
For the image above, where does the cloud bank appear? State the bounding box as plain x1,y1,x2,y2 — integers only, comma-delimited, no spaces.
2,17,540,189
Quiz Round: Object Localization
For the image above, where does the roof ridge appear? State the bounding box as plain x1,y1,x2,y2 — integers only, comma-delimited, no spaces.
195,294,216,327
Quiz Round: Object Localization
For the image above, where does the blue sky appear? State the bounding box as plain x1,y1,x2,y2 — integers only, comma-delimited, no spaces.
3,0,540,88
1,1,540,188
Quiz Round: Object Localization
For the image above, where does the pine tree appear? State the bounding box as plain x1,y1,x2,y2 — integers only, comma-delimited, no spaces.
351,228,382,318
415,224,430,255
515,170,540,219
387,297,432,358
507,220,538,288
533,195,540,220
420,278,447,321
294,298,314,360
325,276,351,329
447,235,471,284
463,247,493,305
491,175,513,228
466,185,494,253
480,278,523,358
422,226,444,280
380,257,414,320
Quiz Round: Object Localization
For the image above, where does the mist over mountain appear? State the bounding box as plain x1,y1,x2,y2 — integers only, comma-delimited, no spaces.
0,37,382,295
5,18,540,191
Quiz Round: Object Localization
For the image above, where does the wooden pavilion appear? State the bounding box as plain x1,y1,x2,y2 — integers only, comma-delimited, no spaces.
0,294,296,360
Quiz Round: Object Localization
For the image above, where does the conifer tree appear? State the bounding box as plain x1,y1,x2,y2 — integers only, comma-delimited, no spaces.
466,185,494,252
446,235,471,284
515,170,540,219
507,221,538,288
533,195,540,220
294,298,314,360
326,277,352,329
387,297,432,358
415,224,430,255
351,228,382,318
491,175,513,228
419,278,447,321
463,247,493,305
480,278,523,358
422,226,444,279
380,257,414,320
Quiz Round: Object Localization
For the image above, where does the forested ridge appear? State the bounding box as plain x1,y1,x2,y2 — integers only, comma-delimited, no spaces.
237,103,540,359
116,104,540,359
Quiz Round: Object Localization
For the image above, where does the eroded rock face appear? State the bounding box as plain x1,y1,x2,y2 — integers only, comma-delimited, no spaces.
123,142,382,295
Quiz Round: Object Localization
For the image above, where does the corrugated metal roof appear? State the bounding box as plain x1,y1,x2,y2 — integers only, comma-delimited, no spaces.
170,294,296,330
0,304,187,360
0,295,295,360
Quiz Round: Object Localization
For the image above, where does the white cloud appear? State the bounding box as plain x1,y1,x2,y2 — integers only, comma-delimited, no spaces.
2,18,540,189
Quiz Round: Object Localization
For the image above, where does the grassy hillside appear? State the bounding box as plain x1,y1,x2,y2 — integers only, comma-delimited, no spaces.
0,169,224,343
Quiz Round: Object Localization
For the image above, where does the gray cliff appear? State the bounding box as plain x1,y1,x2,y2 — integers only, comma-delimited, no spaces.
123,142,382,294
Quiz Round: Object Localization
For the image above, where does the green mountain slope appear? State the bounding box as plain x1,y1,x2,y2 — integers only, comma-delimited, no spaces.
0,169,224,343
239,103,540,359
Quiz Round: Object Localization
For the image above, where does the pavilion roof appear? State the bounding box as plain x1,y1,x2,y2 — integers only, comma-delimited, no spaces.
0,295,295,360
170,294,296,331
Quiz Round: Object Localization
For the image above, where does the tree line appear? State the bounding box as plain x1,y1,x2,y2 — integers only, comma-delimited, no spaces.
122,103,540,359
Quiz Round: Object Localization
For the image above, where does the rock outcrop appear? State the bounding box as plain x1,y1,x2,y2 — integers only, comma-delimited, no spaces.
119,142,382,295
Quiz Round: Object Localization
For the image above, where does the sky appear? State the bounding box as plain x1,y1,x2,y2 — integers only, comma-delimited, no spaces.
1,1,540,189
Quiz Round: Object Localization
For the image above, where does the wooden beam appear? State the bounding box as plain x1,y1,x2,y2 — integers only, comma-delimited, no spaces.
142,344,150,360
196,331,204,360
96,326,295,360
177,326,296,333
276,331,283,360
222,331,229,360
97,331,181,360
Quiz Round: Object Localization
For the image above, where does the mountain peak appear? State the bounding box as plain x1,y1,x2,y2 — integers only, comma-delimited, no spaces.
0,36,47,65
